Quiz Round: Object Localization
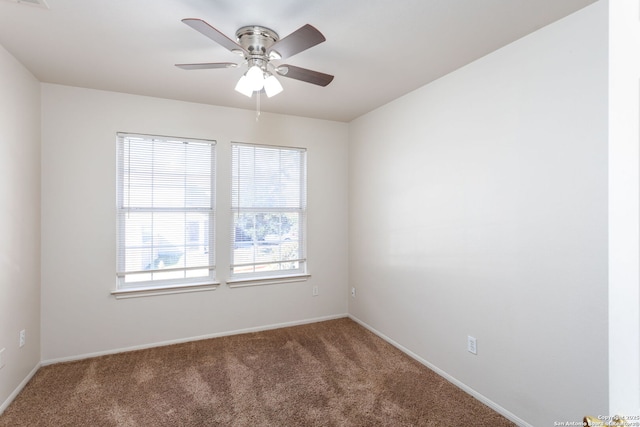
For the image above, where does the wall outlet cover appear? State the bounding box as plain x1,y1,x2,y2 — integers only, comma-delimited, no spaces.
467,335,477,355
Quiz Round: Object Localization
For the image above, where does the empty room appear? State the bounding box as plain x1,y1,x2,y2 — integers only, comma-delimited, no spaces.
0,1,637,426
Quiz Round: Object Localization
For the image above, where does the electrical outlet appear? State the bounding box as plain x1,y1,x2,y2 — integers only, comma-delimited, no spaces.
467,335,477,355
0,348,5,369
312,286,319,296
351,287,356,298
19,330,25,348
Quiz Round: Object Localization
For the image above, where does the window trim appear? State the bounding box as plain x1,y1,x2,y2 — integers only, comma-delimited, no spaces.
229,142,308,281
111,281,220,299
226,273,310,289
114,132,216,294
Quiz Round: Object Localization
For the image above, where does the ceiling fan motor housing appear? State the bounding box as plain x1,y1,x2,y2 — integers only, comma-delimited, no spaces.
236,26,280,69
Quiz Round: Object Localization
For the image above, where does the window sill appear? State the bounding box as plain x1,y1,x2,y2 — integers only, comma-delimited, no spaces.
111,281,220,299
226,273,310,289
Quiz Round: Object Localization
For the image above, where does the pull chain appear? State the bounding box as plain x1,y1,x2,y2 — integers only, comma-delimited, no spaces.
255,90,261,121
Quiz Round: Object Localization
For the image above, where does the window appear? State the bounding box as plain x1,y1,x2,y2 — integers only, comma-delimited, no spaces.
116,133,216,291
231,143,307,280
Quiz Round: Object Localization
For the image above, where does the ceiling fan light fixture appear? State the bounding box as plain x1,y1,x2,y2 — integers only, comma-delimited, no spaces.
179,20,333,101
246,65,265,91
234,75,254,97
264,74,283,98
178,20,333,99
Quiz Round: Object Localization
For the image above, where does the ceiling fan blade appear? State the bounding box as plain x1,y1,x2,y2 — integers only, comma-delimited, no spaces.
175,62,237,70
276,65,334,87
268,24,326,59
182,18,246,54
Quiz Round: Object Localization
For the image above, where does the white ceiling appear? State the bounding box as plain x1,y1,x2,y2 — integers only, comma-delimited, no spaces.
0,0,596,122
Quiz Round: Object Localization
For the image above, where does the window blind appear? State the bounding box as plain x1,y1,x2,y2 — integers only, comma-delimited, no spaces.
231,142,307,278
116,133,216,289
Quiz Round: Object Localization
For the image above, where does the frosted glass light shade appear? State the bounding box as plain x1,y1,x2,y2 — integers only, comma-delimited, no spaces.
234,75,253,97
246,65,265,91
234,66,283,98
264,74,283,97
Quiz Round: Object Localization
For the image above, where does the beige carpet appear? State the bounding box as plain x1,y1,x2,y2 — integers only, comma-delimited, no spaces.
0,318,515,426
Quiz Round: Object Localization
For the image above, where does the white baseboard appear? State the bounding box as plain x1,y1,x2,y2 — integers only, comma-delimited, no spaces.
41,313,349,366
348,314,533,427
0,362,40,416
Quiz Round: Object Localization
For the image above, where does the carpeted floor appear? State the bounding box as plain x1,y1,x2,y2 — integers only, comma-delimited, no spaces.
0,318,515,426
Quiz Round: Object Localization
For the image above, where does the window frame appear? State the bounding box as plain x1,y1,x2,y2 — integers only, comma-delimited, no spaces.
228,142,308,285
113,132,218,297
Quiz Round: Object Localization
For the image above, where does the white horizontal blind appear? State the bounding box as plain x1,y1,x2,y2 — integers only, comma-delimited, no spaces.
231,143,307,278
116,133,216,289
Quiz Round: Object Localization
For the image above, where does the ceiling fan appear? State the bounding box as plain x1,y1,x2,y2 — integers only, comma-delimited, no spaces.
176,19,334,98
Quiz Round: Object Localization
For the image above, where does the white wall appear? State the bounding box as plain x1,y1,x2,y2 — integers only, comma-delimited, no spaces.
0,44,41,411
348,3,608,427
40,85,349,362
608,0,640,415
